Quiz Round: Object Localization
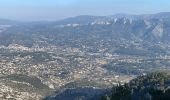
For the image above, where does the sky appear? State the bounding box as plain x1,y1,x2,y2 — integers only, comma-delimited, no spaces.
0,0,170,21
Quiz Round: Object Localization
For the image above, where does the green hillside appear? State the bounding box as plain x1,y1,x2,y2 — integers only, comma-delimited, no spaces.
102,72,170,100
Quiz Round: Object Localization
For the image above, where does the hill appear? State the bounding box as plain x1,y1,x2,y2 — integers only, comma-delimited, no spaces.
102,72,170,100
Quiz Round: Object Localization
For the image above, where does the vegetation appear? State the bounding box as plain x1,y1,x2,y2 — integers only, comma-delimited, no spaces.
102,72,170,100
3,74,49,89
0,74,53,99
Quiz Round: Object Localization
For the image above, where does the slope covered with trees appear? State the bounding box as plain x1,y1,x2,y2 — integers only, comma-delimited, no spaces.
102,72,170,100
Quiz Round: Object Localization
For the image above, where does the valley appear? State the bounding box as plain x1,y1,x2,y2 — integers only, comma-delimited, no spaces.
0,12,170,99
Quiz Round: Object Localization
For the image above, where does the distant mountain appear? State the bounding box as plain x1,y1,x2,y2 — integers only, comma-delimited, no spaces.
53,15,105,25
0,19,19,25
1,12,170,53
143,12,170,19
48,12,170,44
53,12,170,25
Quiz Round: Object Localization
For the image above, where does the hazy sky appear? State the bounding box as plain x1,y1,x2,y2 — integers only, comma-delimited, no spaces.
0,0,170,21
